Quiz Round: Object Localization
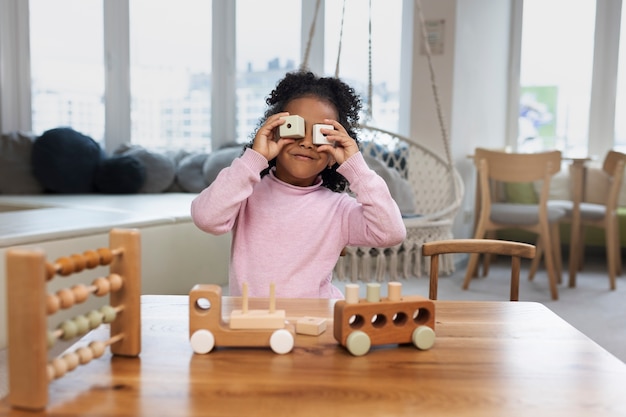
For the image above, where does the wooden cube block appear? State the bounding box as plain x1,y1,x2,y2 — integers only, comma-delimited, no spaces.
296,317,327,336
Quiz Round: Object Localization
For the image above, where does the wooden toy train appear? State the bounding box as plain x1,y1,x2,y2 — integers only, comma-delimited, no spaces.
188,281,435,357
333,282,436,356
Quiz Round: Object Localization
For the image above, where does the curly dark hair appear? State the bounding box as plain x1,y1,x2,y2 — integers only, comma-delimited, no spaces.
244,70,362,192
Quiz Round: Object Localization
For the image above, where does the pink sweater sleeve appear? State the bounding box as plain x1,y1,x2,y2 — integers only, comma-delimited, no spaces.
336,152,406,248
190,148,268,235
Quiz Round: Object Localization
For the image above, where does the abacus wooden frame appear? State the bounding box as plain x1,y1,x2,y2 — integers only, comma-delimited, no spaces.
6,228,141,411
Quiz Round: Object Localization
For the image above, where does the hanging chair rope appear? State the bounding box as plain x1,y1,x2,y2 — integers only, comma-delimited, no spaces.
334,0,347,77
301,0,322,71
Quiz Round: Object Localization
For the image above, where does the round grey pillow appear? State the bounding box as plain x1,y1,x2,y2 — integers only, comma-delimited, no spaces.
202,146,242,185
177,153,209,193
114,144,176,193
0,131,43,194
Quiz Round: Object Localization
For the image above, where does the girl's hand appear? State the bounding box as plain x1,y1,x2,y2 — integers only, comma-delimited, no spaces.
252,112,294,161
315,119,359,165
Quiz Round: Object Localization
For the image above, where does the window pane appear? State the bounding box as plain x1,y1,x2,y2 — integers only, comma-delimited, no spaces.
518,0,596,155
324,0,402,132
130,0,212,151
236,0,301,143
615,4,626,153
29,0,104,142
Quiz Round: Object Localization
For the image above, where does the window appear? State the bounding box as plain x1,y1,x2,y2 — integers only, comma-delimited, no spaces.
29,0,105,143
235,0,301,144
324,0,402,132
130,0,212,151
518,0,596,155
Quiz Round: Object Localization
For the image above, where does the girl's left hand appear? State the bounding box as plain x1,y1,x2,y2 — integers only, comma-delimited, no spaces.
315,119,359,165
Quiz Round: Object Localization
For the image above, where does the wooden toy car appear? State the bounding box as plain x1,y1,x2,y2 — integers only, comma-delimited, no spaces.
333,282,435,356
189,283,294,355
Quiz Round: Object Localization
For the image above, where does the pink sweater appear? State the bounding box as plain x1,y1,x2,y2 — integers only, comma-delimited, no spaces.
191,148,406,298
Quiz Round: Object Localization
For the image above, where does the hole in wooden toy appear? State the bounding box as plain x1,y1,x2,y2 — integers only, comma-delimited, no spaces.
412,308,431,325
371,314,387,328
392,312,408,326
195,297,212,311
348,314,365,329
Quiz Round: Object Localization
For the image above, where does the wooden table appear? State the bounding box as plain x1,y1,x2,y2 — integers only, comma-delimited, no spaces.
2,295,626,417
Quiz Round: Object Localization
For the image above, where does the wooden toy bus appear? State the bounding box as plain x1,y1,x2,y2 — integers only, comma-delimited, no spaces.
333,282,436,356
188,283,295,355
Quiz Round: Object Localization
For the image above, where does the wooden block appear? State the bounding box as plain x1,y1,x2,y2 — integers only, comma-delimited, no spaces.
229,309,286,329
296,316,327,336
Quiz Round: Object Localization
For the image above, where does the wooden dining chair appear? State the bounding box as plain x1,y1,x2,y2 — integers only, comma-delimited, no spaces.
549,150,626,290
423,239,536,301
465,148,564,300
6,228,142,411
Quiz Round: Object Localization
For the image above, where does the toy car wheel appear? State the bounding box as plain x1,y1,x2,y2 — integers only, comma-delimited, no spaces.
412,326,435,350
190,329,215,354
346,330,371,356
270,329,294,354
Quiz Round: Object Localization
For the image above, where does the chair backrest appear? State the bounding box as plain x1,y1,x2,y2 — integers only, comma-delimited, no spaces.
6,228,141,411
474,148,562,222
422,239,536,301
602,150,626,210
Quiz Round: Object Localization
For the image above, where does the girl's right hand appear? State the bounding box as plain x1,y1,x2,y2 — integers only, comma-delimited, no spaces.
252,112,294,161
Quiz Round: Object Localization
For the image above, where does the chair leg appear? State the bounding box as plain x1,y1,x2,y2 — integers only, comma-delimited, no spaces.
606,216,618,290
463,253,481,290
510,256,521,301
528,239,542,281
542,227,560,300
551,223,563,282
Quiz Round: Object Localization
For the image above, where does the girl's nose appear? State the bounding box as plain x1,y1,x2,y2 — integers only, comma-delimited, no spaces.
298,134,315,149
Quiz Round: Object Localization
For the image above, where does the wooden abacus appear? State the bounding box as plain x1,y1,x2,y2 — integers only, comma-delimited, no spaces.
5,228,141,411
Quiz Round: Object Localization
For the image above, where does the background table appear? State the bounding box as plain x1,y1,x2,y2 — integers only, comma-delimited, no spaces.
2,295,625,417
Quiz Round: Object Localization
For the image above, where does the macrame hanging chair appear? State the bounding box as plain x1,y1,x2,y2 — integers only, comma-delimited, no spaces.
301,0,464,282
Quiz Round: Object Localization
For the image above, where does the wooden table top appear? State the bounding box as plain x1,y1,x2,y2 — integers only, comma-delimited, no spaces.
2,295,626,417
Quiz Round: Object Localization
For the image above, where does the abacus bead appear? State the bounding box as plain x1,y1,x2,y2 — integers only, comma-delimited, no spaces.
100,305,117,323
70,253,86,272
46,294,60,315
83,250,100,268
73,315,90,336
97,248,113,265
47,364,55,382
71,284,90,303
87,309,104,329
93,277,111,296
62,352,80,372
44,262,56,280
51,357,68,378
59,320,78,340
90,341,106,358
77,346,93,364
55,257,74,276
108,273,123,292
47,330,58,349
56,288,76,309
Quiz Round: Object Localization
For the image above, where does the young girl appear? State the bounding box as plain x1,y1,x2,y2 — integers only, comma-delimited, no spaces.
191,70,406,298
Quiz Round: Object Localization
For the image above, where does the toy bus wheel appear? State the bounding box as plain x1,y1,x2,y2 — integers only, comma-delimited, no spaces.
270,329,294,354
346,330,371,356
412,326,435,350
190,329,215,354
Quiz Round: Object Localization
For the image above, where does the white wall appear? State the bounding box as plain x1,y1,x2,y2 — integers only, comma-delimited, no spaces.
409,0,513,240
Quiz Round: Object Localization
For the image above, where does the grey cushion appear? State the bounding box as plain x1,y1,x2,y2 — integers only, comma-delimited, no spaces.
202,146,242,185
490,203,565,225
177,152,209,193
364,155,417,217
114,144,176,193
0,131,43,194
